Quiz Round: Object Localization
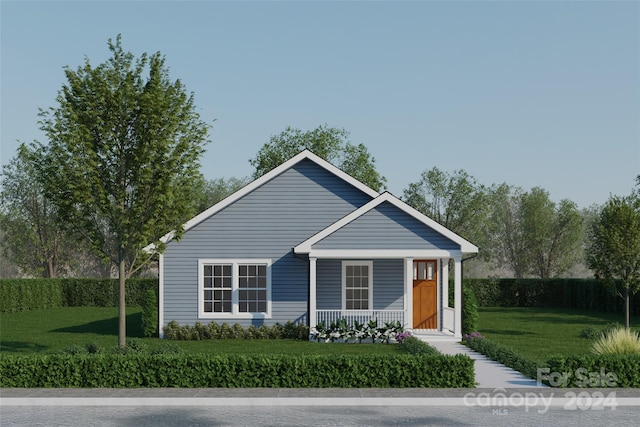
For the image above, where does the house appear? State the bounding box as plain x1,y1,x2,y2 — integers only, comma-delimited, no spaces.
156,150,478,340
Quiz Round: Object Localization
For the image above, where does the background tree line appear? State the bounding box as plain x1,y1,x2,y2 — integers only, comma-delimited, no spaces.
1,36,638,345
2,121,630,281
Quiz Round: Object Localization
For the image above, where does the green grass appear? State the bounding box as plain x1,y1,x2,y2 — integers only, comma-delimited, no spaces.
0,307,402,356
477,307,640,364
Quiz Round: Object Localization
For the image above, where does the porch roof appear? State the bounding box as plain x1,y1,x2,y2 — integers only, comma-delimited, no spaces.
294,192,479,257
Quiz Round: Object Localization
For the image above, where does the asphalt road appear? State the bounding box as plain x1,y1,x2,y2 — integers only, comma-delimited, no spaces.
2,405,638,426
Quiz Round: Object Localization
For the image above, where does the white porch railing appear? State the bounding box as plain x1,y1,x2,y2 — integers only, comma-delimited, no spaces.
443,307,454,332
316,310,405,326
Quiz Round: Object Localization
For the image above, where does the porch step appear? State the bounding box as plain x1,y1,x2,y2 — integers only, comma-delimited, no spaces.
411,330,458,342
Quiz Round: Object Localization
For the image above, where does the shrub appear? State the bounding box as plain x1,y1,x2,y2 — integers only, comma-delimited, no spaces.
592,328,640,355
395,331,412,344
150,342,183,356
462,286,478,336
580,322,624,340
0,278,158,312
61,344,87,355
162,320,310,341
85,342,103,354
462,332,485,342
112,338,148,355
0,279,63,312
0,353,475,388
579,326,600,339
141,289,158,337
466,278,638,316
546,354,640,387
463,335,541,379
310,319,404,343
400,337,440,356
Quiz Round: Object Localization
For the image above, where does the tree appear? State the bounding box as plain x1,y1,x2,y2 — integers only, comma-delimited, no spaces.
519,188,583,278
587,190,640,329
402,167,489,247
198,176,250,212
489,186,583,278
249,125,387,191
34,35,210,347
487,184,529,278
0,144,73,278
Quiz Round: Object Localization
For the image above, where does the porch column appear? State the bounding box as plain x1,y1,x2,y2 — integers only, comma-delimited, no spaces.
453,255,462,338
441,259,449,308
404,257,413,330
309,257,317,327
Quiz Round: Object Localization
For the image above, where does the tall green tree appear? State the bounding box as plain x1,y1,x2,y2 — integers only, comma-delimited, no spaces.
0,144,72,278
249,125,387,191
489,186,583,278
35,35,210,347
587,186,640,329
487,184,529,278
520,187,583,278
402,167,489,247
198,176,250,212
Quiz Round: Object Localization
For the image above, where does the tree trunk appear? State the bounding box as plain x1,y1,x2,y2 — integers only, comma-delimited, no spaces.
625,286,630,330
47,259,55,278
118,249,126,348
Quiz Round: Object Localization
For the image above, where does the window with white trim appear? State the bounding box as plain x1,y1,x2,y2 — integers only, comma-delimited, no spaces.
342,261,373,310
199,259,271,318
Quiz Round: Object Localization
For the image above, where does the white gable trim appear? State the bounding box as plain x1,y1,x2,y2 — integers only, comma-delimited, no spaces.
147,150,379,250
294,192,479,255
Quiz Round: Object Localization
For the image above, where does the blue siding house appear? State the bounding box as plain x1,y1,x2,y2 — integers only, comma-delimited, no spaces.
157,150,478,340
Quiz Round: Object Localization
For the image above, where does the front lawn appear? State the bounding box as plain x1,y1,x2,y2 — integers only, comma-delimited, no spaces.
477,307,640,364
0,307,402,356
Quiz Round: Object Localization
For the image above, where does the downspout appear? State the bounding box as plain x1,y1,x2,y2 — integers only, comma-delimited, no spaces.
460,252,479,335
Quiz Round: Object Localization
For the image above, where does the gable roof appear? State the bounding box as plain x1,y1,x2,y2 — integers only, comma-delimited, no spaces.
147,150,380,249
294,191,479,255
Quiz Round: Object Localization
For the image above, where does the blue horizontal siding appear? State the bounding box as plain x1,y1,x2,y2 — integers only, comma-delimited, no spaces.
314,201,460,250
162,159,372,328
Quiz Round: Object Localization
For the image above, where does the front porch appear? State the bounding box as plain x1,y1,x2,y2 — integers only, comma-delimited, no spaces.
293,191,478,342
308,255,465,339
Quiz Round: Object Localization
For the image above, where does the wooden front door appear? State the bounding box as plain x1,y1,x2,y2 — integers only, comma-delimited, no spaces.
413,260,437,329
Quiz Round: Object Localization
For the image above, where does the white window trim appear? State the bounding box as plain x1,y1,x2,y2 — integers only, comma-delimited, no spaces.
341,260,373,311
198,259,272,319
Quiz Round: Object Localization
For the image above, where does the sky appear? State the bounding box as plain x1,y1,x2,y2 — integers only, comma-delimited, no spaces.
1,0,639,209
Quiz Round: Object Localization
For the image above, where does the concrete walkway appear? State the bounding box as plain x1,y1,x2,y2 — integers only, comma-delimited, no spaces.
424,339,545,388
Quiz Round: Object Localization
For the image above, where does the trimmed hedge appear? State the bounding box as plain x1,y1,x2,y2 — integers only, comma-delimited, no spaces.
0,353,475,388
0,279,63,312
141,289,158,338
546,355,640,388
163,320,310,341
400,336,441,356
0,278,157,312
466,278,638,316
462,286,478,335
462,336,542,380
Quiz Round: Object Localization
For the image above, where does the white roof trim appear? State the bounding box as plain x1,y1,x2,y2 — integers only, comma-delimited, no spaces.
294,192,479,255
146,150,380,250
306,249,461,259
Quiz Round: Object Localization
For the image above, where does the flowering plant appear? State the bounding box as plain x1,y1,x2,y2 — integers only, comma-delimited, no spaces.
309,318,405,343
462,331,485,342
395,331,413,344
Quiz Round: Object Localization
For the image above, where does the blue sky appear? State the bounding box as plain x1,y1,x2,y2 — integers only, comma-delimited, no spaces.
1,1,638,208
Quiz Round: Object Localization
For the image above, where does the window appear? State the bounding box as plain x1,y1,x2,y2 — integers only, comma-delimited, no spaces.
199,259,271,318
342,261,373,310
413,261,436,281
